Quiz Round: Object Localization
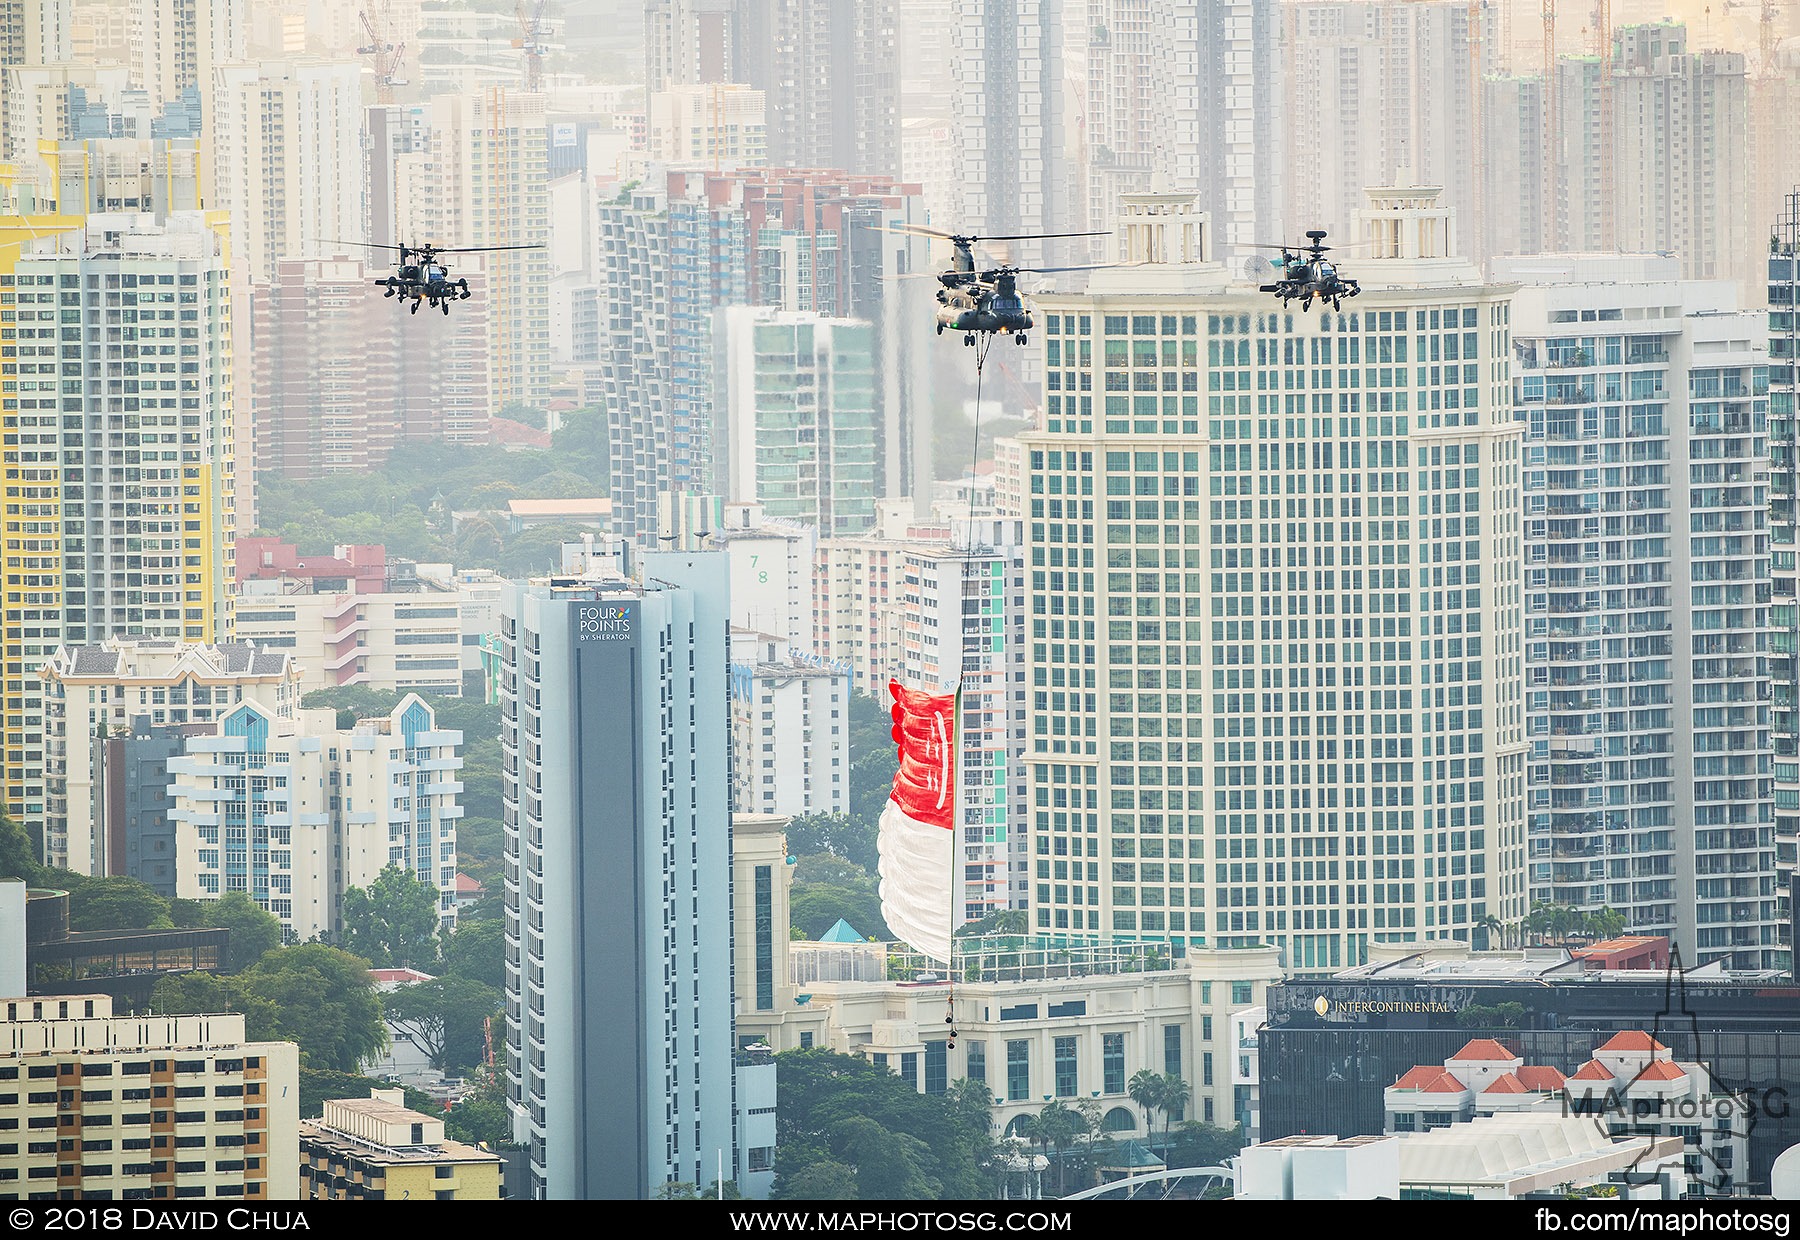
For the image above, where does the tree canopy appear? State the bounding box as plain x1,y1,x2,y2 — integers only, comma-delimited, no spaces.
69,875,172,931
169,892,284,971
150,943,388,1073
340,864,444,970
385,976,502,1074
771,1049,995,1201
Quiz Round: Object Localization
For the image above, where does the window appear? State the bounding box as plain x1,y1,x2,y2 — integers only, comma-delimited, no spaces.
965,1041,986,1086
1103,1033,1125,1095
924,1042,948,1097
799,1032,813,1050
1054,1037,1078,1097
1007,1040,1030,1102
1164,1025,1182,1078
1231,982,1253,1005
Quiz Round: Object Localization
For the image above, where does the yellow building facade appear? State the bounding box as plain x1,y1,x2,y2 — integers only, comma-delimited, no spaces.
0,139,235,852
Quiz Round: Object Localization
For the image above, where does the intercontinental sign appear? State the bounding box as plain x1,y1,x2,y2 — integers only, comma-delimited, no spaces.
1313,995,1457,1017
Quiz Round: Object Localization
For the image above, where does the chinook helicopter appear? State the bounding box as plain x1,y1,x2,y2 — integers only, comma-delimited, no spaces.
887,224,1108,346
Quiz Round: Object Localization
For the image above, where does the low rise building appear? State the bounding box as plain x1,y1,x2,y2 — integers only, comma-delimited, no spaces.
234,583,467,699
729,815,1281,1143
0,993,300,1200
298,1088,502,1200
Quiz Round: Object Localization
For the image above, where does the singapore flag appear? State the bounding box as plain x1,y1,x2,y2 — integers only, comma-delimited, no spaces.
876,679,958,966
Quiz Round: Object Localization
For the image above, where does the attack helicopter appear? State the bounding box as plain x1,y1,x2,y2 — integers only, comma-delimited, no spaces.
1254,230,1362,311
328,240,545,315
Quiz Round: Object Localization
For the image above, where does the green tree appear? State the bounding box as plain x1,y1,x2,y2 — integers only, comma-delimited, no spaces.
69,875,172,931
1034,1101,1082,1197
1169,1120,1246,1169
435,1064,513,1147
243,944,388,1072
1128,1069,1165,1139
441,917,504,988
0,812,44,884
786,813,878,873
778,1161,859,1200
340,864,443,969
1158,1074,1192,1148
385,977,502,1074
771,1049,993,1201
169,892,284,971
297,1068,391,1119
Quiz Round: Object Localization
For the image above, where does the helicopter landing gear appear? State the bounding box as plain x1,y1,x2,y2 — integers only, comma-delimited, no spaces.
409,299,420,314
936,323,944,335
1016,333,1028,346
440,300,450,315
964,334,976,346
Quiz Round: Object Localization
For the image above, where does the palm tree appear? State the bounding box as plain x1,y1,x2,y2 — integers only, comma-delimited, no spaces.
1128,1069,1165,1141
1586,906,1627,941
1159,1074,1192,1150
1035,1101,1082,1197
1479,913,1504,951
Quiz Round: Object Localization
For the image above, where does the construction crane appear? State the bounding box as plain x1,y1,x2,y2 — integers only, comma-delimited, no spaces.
514,0,549,93
357,6,407,106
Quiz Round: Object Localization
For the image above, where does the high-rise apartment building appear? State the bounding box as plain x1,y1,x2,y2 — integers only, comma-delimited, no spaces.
720,307,879,536
712,501,818,644
1084,0,1285,257
209,60,364,286
951,0,1071,253
1283,1,1494,262
729,630,849,820
736,0,899,174
167,695,463,941
894,518,1030,921
599,168,931,542
645,0,898,176
0,0,72,160
136,0,245,110
0,139,235,845
252,253,495,475
1503,254,1779,971
38,638,300,875
1768,193,1800,972
1611,24,1752,293
645,82,766,168
1487,24,1754,294
0,993,300,1200
500,548,740,1199
1017,186,1526,968
397,90,552,412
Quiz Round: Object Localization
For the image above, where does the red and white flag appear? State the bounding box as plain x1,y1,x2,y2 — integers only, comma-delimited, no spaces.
877,679,958,965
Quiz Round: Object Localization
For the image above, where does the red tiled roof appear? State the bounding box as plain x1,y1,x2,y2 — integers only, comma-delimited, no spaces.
1516,1065,1568,1090
1632,1060,1688,1082
1570,1060,1616,1082
1392,1065,1443,1090
1598,1031,1669,1053
454,872,484,894
1450,1039,1519,1063
1421,1072,1470,1094
1483,1072,1529,1094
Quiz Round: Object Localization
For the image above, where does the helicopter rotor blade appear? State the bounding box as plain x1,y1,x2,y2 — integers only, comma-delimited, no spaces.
322,239,409,251
885,223,964,240
973,231,1110,242
431,243,547,254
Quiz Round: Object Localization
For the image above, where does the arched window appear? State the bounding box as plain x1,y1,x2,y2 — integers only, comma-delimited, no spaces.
1103,1106,1137,1133
1003,1114,1034,1139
